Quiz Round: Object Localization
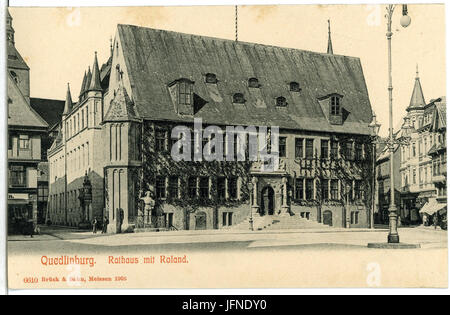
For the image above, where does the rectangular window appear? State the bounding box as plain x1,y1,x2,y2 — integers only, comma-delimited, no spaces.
10,165,26,187
278,137,286,157
330,179,339,200
217,177,226,200
228,177,238,199
81,109,85,129
155,176,166,199
355,180,364,200
19,135,30,149
295,178,303,200
355,143,363,161
351,211,359,225
305,179,314,200
331,141,339,159
321,140,329,159
188,177,197,198
331,96,340,115
179,81,192,105
295,138,303,159
305,139,314,159
168,176,178,198
199,177,209,199
155,129,167,151
321,179,329,200
345,142,354,160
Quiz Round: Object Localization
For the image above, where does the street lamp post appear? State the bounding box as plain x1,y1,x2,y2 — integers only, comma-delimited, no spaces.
385,4,411,243
369,113,381,229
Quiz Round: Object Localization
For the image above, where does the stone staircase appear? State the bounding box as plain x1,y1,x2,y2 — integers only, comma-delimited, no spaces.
265,214,331,230
227,213,332,231
227,215,276,231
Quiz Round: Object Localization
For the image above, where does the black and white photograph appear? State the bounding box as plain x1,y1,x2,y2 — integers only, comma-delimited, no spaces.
2,0,448,292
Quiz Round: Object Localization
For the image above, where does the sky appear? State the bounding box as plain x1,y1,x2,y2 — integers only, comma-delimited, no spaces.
9,4,446,136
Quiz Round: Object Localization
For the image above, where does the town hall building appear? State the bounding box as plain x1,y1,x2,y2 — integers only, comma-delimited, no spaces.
47,23,376,232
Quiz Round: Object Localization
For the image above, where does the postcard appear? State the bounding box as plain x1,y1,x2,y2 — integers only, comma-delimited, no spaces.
5,2,447,290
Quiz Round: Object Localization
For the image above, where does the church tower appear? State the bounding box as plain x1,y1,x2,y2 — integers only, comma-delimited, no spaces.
6,9,30,101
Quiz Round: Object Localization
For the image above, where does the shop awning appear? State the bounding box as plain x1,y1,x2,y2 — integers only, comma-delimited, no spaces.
419,199,447,216
8,199,29,205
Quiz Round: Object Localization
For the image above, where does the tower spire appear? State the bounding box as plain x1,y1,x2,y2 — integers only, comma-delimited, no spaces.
407,65,426,111
88,51,102,91
235,5,238,42
327,19,333,54
63,83,73,115
6,8,15,45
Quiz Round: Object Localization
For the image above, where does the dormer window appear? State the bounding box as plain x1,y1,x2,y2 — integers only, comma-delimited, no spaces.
233,93,245,104
178,79,194,105
289,81,301,92
330,96,340,115
205,73,217,84
276,96,287,107
248,78,260,88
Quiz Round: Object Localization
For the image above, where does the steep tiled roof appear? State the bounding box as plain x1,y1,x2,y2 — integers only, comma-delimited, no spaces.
30,97,65,129
8,74,47,129
117,24,373,135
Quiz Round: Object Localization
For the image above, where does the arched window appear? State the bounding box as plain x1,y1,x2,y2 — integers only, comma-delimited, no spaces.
248,78,259,88
233,93,245,104
289,81,301,92
276,96,287,107
205,73,217,84
331,96,340,115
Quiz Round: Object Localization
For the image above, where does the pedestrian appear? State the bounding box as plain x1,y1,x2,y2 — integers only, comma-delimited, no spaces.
29,221,34,238
93,217,98,234
102,216,109,234
433,214,438,230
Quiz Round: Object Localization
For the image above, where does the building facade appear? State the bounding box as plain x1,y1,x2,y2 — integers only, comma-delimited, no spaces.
7,10,48,233
48,24,376,232
398,70,446,223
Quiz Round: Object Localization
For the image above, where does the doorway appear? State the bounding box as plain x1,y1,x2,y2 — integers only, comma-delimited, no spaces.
323,210,333,226
260,186,275,215
195,211,207,230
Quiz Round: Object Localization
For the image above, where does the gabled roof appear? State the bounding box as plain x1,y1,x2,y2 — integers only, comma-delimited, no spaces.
8,74,47,129
103,84,138,122
117,24,373,135
30,97,65,129
407,75,426,111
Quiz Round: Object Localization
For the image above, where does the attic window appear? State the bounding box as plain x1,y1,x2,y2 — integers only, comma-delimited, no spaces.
178,79,194,105
330,96,341,115
248,78,260,88
276,96,287,107
205,73,217,84
233,93,245,104
290,81,301,92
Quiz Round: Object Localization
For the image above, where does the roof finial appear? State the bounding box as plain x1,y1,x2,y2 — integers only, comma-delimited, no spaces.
416,63,419,78
110,36,113,55
235,5,238,42
327,19,333,54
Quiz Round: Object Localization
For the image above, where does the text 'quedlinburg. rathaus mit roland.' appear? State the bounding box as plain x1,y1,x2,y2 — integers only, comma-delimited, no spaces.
46,22,375,233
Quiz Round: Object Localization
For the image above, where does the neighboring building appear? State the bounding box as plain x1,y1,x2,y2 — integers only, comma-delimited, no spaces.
30,98,65,160
7,10,48,233
398,69,446,223
420,97,447,224
48,24,375,232
375,140,402,224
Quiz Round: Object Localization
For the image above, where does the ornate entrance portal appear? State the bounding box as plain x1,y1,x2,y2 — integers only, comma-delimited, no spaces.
260,186,275,215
